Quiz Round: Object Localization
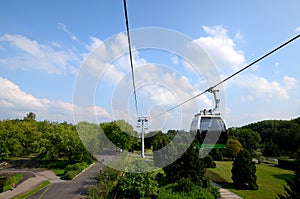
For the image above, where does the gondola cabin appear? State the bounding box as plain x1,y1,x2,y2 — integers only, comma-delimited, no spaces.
190,110,228,149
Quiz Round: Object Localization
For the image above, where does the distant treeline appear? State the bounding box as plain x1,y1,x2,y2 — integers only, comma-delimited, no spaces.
1,112,299,163
0,112,94,163
229,117,300,158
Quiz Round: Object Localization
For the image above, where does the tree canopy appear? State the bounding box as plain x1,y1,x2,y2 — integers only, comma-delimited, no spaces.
231,149,258,190
0,113,94,164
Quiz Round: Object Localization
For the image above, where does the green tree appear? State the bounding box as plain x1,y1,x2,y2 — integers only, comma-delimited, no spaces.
230,128,261,154
111,172,158,199
201,155,216,168
100,120,137,151
24,112,36,121
88,167,120,199
223,139,243,160
231,149,258,190
77,122,104,154
163,144,206,184
263,140,281,157
152,131,171,167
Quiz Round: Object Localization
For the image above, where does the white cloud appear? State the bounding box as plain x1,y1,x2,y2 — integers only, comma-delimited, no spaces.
234,74,292,101
295,27,300,33
192,26,299,104
81,33,148,85
57,22,79,42
283,75,298,90
0,34,79,74
85,36,105,52
0,77,111,122
195,25,245,71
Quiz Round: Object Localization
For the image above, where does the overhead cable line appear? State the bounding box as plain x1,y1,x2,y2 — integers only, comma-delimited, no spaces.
123,0,139,117
163,33,300,115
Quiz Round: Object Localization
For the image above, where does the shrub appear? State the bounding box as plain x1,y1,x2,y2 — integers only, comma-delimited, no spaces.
0,173,23,192
62,170,77,180
173,178,195,193
201,155,216,168
62,162,89,180
111,173,158,198
158,182,220,199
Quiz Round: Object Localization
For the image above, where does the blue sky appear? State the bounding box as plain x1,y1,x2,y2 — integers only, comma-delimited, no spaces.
0,0,300,131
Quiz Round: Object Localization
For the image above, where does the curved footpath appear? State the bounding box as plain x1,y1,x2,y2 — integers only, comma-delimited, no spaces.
0,170,63,199
212,182,243,199
1,165,243,199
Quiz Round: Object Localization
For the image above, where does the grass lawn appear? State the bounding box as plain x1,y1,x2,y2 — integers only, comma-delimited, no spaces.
208,161,294,199
12,180,50,199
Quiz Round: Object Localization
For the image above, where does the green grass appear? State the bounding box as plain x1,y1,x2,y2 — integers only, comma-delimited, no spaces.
51,168,65,176
12,180,50,199
1,173,23,192
207,161,294,199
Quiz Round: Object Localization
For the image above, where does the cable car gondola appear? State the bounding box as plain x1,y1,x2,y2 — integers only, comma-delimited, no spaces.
190,89,228,149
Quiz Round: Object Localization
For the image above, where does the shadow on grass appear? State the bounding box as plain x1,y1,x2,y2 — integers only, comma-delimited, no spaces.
219,182,235,189
272,173,294,182
205,169,236,190
8,158,42,169
39,160,69,169
205,169,228,184
39,160,69,177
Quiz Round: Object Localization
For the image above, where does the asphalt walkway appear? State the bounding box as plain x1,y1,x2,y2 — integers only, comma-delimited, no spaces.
0,170,63,199
212,182,243,199
1,167,243,199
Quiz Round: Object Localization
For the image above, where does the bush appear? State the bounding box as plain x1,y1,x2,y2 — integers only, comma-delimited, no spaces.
158,182,220,199
46,160,69,169
0,173,23,192
111,172,158,198
62,170,78,180
201,155,216,168
173,178,195,193
62,162,89,180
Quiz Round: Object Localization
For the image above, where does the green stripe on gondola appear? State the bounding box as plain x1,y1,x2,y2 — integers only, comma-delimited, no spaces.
194,143,225,149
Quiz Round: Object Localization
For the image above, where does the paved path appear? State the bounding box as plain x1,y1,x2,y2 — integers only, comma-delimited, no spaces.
212,182,243,199
29,162,102,199
1,163,242,199
0,170,62,199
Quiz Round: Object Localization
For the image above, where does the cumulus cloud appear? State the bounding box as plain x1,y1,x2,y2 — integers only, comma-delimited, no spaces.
81,33,147,84
192,26,299,103
233,74,298,101
283,75,298,90
0,77,111,122
194,25,245,71
109,62,213,131
85,36,105,52
0,34,79,74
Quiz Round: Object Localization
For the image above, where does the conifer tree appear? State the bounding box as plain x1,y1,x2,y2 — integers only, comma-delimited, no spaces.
163,143,206,184
231,149,258,190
